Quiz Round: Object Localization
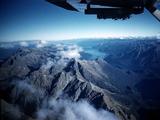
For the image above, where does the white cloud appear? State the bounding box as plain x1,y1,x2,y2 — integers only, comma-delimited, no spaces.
156,33,160,39
60,49,81,59
37,99,118,120
41,59,54,70
58,44,83,60
55,43,65,51
36,40,47,48
15,81,36,94
19,41,29,47
0,43,15,48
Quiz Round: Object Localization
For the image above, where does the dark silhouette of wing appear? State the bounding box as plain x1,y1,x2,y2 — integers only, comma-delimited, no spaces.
145,0,160,21
46,0,78,11
85,7,144,20
46,0,160,21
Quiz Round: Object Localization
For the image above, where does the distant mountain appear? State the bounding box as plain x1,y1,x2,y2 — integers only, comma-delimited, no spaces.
100,40,160,101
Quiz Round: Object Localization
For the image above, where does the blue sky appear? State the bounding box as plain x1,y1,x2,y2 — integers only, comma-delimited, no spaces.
0,0,160,41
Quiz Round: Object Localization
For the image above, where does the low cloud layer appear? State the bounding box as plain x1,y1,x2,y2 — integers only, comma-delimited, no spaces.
0,43,16,48
20,41,29,47
41,58,54,70
37,99,118,120
56,44,83,60
36,40,48,48
11,80,118,120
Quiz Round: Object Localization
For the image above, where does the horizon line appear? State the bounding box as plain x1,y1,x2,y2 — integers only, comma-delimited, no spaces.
0,35,160,43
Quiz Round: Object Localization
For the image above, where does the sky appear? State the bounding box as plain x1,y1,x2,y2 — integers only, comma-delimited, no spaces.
0,0,160,41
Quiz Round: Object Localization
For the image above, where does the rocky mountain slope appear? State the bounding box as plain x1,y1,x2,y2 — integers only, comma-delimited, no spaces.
0,40,160,120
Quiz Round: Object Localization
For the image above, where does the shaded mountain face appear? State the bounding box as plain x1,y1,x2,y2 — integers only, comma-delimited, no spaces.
100,39,160,101
0,39,160,120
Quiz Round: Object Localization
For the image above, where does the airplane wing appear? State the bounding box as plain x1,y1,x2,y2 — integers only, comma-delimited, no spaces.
46,0,79,11
46,0,160,21
145,0,160,21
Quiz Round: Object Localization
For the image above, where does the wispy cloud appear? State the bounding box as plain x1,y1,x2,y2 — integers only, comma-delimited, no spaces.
37,99,118,120
41,59,54,70
0,43,15,48
16,81,36,93
36,40,47,48
19,41,29,47
56,44,83,60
